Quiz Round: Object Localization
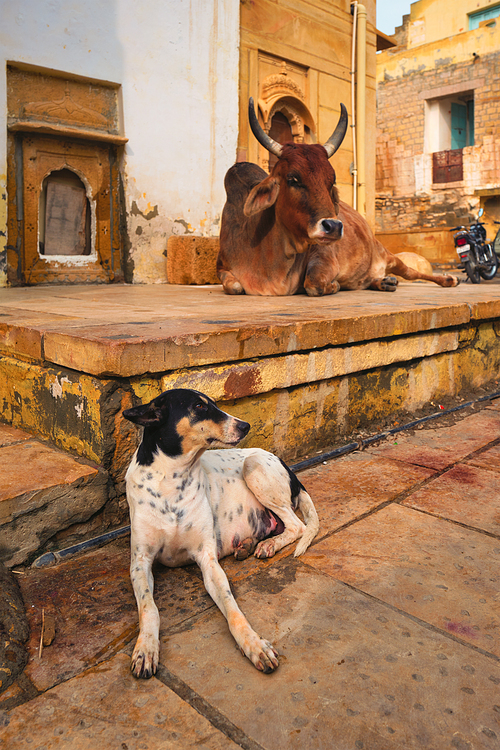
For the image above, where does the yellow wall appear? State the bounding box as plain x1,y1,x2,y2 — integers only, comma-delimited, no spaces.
403,0,500,47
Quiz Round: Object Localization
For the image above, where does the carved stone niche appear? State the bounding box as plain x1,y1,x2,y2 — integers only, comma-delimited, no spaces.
6,65,127,285
256,57,316,173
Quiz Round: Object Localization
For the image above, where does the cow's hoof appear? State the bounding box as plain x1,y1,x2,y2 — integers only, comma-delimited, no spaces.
381,275,398,291
305,279,340,296
223,280,245,294
441,274,460,287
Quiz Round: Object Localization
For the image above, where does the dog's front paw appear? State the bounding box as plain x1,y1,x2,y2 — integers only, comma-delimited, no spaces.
242,635,279,673
131,637,159,679
254,538,276,559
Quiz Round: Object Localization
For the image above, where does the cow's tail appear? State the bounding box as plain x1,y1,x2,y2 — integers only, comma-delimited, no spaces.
294,489,320,557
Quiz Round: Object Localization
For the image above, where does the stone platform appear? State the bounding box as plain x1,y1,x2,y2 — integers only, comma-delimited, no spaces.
1,279,500,561
2,400,500,748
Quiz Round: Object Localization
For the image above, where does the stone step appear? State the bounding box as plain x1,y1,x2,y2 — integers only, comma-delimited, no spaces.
0,424,109,567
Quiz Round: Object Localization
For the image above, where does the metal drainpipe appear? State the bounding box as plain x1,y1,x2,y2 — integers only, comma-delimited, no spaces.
350,1,358,211
356,3,367,217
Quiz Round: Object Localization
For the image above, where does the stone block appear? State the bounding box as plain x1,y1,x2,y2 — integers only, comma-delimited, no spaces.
0,439,108,566
166,236,219,285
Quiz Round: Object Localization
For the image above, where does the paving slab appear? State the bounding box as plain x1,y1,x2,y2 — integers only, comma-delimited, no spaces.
465,442,500,472
303,504,500,657
366,409,500,470
0,653,241,750
158,558,500,750
15,538,212,694
402,463,500,536
295,454,435,536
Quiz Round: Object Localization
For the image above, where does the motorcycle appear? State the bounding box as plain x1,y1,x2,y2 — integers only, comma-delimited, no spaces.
451,208,498,283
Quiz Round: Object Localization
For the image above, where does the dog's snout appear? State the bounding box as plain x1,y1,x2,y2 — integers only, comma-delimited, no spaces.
238,420,250,438
321,218,343,236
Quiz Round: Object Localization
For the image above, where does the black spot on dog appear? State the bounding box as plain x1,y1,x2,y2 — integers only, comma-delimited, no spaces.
279,457,306,509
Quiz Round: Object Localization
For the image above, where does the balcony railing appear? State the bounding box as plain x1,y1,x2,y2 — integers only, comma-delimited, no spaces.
432,149,463,184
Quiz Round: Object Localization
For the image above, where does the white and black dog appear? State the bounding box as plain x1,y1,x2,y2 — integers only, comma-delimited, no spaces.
123,388,319,677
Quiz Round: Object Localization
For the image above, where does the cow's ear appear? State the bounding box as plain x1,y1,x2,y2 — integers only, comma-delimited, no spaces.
330,184,340,213
244,177,280,216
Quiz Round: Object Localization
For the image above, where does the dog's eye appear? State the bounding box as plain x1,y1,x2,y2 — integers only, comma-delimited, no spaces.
195,402,207,411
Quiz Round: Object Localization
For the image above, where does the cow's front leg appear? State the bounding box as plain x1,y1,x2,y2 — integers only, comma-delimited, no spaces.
130,544,160,678
304,249,340,296
197,550,279,673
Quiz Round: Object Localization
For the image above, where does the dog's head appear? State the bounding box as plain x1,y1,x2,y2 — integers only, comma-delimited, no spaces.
123,389,250,464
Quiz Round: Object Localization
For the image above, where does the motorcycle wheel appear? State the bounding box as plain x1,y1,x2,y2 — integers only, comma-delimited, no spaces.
479,247,499,280
464,260,481,283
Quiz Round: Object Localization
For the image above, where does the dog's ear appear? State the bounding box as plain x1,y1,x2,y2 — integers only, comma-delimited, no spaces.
123,401,166,426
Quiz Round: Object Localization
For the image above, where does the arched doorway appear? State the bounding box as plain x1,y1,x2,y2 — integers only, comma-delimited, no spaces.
268,112,294,170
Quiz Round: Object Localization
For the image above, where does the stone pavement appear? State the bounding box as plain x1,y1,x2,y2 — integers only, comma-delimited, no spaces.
1,397,500,749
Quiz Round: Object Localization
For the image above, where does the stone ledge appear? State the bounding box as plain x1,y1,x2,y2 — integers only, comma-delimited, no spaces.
166,236,219,285
0,438,108,567
161,328,461,401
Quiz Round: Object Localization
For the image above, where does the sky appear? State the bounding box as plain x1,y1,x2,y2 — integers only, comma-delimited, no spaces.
376,0,414,35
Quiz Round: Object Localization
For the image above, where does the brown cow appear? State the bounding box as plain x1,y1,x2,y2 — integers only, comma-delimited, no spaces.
217,99,459,296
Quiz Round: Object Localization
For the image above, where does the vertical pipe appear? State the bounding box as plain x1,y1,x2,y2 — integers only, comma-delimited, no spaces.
356,3,367,217
350,2,358,211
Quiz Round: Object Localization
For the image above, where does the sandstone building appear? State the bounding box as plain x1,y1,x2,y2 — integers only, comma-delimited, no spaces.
376,0,500,263
1,0,384,288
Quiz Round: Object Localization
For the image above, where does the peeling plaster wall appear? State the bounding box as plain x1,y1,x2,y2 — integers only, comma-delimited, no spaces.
0,0,240,286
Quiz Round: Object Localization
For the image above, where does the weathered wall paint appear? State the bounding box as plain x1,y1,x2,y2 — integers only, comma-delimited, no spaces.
0,0,240,286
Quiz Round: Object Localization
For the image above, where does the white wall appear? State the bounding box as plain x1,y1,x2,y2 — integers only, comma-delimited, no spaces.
0,0,240,284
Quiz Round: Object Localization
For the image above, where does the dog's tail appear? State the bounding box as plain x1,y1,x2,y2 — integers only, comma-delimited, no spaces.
294,489,320,557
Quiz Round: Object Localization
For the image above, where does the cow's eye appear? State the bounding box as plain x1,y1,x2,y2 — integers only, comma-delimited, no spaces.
287,175,303,188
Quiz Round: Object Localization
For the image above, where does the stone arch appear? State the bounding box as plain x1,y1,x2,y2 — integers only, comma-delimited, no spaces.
257,67,316,172
38,167,93,257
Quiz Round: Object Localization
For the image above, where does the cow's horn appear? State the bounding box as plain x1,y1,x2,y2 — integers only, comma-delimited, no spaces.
248,98,283,158
323,103,348,158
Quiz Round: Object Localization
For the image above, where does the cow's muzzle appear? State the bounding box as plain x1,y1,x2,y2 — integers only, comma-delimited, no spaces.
309,218,343,242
